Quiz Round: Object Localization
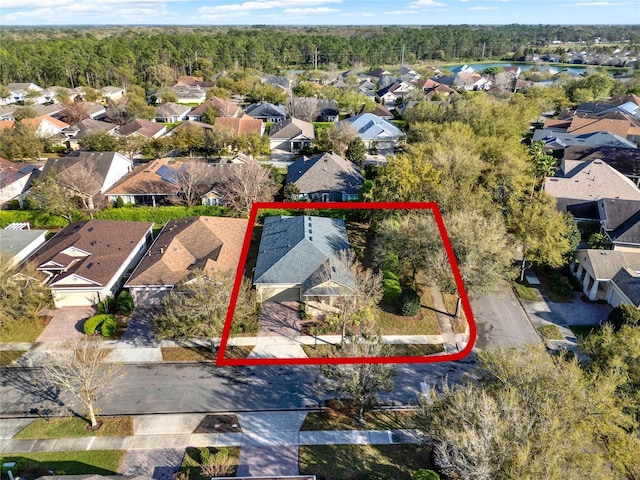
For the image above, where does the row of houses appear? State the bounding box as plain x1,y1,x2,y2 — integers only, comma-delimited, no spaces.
539,93,640,309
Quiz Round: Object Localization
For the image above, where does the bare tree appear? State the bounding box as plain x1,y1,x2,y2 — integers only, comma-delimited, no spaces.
58,164,107,218
59,101,89,125
326,122,359,157
287,96,319,123
41,338,122,429
176,160,217,206
319,336,394,420
215,161,277,217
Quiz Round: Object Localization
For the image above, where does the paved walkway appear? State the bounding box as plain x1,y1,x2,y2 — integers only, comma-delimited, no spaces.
36,307,94,342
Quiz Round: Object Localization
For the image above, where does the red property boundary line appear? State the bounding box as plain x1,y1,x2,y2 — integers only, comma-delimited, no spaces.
216,201,477,366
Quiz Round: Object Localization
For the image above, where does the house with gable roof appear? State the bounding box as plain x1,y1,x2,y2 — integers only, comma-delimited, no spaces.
117,119,167,139
27,219,154,307
155,102,191,123
268,118,315,153
0,156,41,207
244,102,288,123
286,152,363,202
253,215,354,304
125,216,248,306
338,113,405,152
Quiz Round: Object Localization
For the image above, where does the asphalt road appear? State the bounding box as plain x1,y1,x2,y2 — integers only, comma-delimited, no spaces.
470,284,541,350
0,288,537,418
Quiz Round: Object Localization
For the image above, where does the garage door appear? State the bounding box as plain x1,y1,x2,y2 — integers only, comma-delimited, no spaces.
131,288,171,307
607,288,624,308
259,286,300,303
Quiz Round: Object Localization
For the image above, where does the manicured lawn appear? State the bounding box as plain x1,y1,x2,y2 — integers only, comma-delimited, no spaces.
537,325,564,340
14,417,133,439
0,315,50,343
301,402,414,431
0,451,125,478
302,343,443,358
0,350,27,366
299,444,433,480
180,446,240,479
221,346,255,359
513,282,539,301
375,289,440,336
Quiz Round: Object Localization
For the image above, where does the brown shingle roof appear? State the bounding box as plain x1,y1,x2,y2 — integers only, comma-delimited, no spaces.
190,96,240,118
29,219,153,287
118,119,166,138
215,114,263,136
268,117,315,140
568,114,640,139
104,158,182,196
125,216,248,287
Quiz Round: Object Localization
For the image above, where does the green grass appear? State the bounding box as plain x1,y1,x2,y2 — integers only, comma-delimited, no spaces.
301,402,413,431
375,288,440,335
0,315,50,343
94,205,229,224
299,444,433,480
0,210,70,229
0,350,26,366
537,324,564,340
513,282,539,301
531,267,575,303
0,451,125,478
161,346,216,362
14,417,133,439
302,343,443,358
570,325,600,340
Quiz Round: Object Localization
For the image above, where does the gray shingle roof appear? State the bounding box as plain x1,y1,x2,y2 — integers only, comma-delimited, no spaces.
254,215,353,294
575,249,640,281
340,113,404,141
612,267,640,305
286,152,363,196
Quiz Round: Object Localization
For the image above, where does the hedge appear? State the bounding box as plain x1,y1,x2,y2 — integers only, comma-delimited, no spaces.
94,205,228,224
116,291,135,315
100,316,117,337
400,288,421,316
382,270,402,305
83,314,115,335
0,210,70,229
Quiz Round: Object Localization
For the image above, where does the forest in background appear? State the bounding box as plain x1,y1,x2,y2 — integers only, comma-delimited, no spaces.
1,25,638,88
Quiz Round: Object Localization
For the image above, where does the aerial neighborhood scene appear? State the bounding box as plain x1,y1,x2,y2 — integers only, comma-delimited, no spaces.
1,1,640,478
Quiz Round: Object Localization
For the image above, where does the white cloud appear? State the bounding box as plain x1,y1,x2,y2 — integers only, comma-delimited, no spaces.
385,9,421,14
2,0,181,8
199,0,341,14
3,3,171,24
283,6,339,12
470,6,498,9
410,0,447,5
459,0,469,2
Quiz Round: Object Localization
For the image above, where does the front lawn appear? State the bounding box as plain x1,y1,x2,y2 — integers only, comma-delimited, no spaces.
0,351,27,366
375,287,440,336
0,451,125,478
14,417,133,439
0,315,50,343
513,282,539,301
537,324,564,340
302,343,443,358
161,346,216,362
298,444,433,480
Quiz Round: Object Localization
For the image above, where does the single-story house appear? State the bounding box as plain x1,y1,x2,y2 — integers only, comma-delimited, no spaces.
607,267,640,307
62,119,119,150
117,119,167,139
155,102,191,123
532,129,637,153
562,146,640,187
125,216,248,306
6,83,45,105
27,219,154,307
23,115,69,137
215,115,264,137
244,102,288,123
286,152,363,202
268,118,315,153
0,157,41,207
254,215,354,304
101,86,126,102
571,249,640,302
0,224,48,268
339,113,405,152
187,96,241,121
597,198,640,250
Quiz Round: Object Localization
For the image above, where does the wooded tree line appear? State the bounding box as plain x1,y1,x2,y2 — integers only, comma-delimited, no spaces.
1,25,637,87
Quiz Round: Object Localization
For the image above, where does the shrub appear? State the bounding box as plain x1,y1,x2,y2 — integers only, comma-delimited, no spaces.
400,288,421,316
359,473,393,480
607,304,640,332
113,196,125,208
83,314,114,335
382,270,402,305
96,297,116,315
413,469,440,480
550,272,573,299
100,316,117,337
116,291,134,315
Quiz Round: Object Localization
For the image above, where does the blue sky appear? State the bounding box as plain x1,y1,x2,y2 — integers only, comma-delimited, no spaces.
1,0,639,26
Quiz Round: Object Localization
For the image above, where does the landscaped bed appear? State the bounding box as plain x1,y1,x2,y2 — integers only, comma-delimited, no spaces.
513,282,540,301
298,444,433,480
14,417,133,439
301,343,443,358
0,451,125,478
180,446,240,479
194,415,242,433
537,324,564,340
162,346,255,362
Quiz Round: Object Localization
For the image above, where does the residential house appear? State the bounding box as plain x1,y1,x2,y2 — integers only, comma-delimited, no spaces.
253,215,354,304
607,267,640,308
0,157,41,207
338,113,405,152
544,158,640,220
23,115,69,137
262,74,292,90
399,66,421,82
164,85,207,104
563,146,640,186
597,198,640,251
269,118,315,153
289,98,339,123
451,64,476,74
370,104,394,120
155,103,191,123
0,224,48,268
104,158,184,206
125,216,248,306
41,152,133,194
286,152,363,202
117,119,167,139
571,249,640,302
547,112,640,143
367,68,391,80
453,72,491,91
532,129,638,154
6,83,45,104
32,103,65,118
174,76,215,88
27,219,153,307
101,86,126,102
62,119,119,150
376,81,414,106
187,96,241,121
215,115,265,137
244,102,288,123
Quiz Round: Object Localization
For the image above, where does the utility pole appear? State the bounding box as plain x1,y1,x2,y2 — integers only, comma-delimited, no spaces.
401,44,405,66
314,47,318,70
481,42,486,59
